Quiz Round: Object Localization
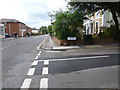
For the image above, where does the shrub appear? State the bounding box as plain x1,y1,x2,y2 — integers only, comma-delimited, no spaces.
98,25,120,41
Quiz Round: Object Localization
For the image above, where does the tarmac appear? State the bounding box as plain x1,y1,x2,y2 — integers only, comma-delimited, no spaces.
39,36,119,88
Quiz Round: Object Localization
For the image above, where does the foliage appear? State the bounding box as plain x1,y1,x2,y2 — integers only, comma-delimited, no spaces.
53,10,83,40
68,2,120,31
31,33,41,36
98,25,120,40
47,25,52,36
39,26,48,34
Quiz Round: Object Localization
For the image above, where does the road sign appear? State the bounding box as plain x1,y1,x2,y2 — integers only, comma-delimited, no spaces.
67,37,76,40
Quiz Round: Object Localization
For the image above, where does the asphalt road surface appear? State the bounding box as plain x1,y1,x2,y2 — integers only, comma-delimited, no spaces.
1,35,119,89
2,35,48,87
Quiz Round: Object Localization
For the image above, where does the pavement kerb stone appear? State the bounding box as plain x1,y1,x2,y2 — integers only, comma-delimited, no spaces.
38,37,120,51
41,39,80,51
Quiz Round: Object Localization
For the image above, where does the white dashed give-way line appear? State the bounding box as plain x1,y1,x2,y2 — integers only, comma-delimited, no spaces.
42,67,49,75
27,68,36,76
21,78,32,88
44,60,49,65
32,61,38,65
21,49,49,89
40,78,48,88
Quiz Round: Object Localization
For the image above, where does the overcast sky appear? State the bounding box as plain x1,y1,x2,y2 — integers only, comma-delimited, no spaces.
0,0,68,28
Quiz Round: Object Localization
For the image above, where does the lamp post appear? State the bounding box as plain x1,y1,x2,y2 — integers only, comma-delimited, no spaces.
48,12,54,24
48,12,55,37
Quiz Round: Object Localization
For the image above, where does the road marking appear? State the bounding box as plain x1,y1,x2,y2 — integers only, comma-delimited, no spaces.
27,68,36,76
40,78,48,88
35,51,41,60
35,56,39,60
37,55,109,62
21,78,32,88
0,44,17,50
44,60,49,65
38,51,41,56
36,38,47,50
0,47,7,50
32,61,38,65
42,67,48,75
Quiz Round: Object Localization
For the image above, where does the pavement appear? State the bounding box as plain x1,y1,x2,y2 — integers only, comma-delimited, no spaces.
40,36,120,51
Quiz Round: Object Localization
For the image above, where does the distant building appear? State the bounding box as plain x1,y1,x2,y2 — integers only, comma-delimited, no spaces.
83,10,120,35
0,19,32,37
32,28,39,34
0,23,5,38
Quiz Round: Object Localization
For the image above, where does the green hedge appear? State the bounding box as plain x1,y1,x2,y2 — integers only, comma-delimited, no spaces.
98,25,120,41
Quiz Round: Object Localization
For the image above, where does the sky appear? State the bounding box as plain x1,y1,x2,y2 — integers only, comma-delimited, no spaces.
0,0,68,28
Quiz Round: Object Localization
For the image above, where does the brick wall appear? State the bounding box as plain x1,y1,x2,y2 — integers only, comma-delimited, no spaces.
5,22,20,36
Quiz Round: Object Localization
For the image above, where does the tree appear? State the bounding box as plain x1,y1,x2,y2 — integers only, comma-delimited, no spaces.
47,25,52,36
69,2,120,31
53,10,83,40
39,26,48,34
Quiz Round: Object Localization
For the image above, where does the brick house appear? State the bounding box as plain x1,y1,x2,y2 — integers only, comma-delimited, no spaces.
0,19,32,37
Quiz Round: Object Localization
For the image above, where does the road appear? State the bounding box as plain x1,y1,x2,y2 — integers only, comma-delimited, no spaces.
1,35,119,89
2,35,48,88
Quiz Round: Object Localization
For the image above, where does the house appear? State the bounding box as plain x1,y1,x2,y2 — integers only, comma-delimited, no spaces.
0,23,5,38
83,10,120,35
0,19,32,37
32,28,39,34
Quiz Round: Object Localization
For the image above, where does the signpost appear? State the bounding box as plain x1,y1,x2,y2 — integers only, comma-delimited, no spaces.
67,37,76,40
67,37,76,45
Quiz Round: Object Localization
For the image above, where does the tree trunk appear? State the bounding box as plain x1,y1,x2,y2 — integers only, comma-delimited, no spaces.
110,10,119,31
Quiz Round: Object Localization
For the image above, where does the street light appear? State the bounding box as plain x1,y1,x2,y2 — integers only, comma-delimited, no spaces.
48,12,54,24
47,12,55,36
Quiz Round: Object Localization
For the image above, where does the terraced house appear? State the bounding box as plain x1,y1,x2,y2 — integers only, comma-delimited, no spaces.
83,10,120,35
0,19,32,38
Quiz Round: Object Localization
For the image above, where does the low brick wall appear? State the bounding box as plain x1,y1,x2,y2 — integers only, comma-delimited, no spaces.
52,36,83,46
52,36,117,46
93,37,114,45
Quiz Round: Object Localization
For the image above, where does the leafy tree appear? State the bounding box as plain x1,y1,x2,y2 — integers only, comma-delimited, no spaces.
47,25,52,36
39,26,48,34
69,2,120,31
53,10,83,40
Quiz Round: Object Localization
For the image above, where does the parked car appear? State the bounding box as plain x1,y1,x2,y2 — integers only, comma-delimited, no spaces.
5,33,10,38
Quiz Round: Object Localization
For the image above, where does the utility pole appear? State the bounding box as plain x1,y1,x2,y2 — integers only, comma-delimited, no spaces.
48,12,55,36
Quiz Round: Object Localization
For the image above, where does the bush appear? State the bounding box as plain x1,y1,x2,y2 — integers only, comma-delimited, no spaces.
31,33,41,36
98,25,120,41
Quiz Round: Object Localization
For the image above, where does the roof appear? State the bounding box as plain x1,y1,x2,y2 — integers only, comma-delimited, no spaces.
32,28,39,30
0,19,20,23
0,18,25,25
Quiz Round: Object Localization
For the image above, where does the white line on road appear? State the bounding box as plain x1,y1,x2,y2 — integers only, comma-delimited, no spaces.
44,60,49,65
21,78,32,88
0,44,17,50
42,67,48,75
0,47,7,50
35,51,41,60
38,51,41,56
40,78,48,89
36,38,47,50
37,55,109,62
35,56,39,60
27,68,36,76
32,61,38,65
